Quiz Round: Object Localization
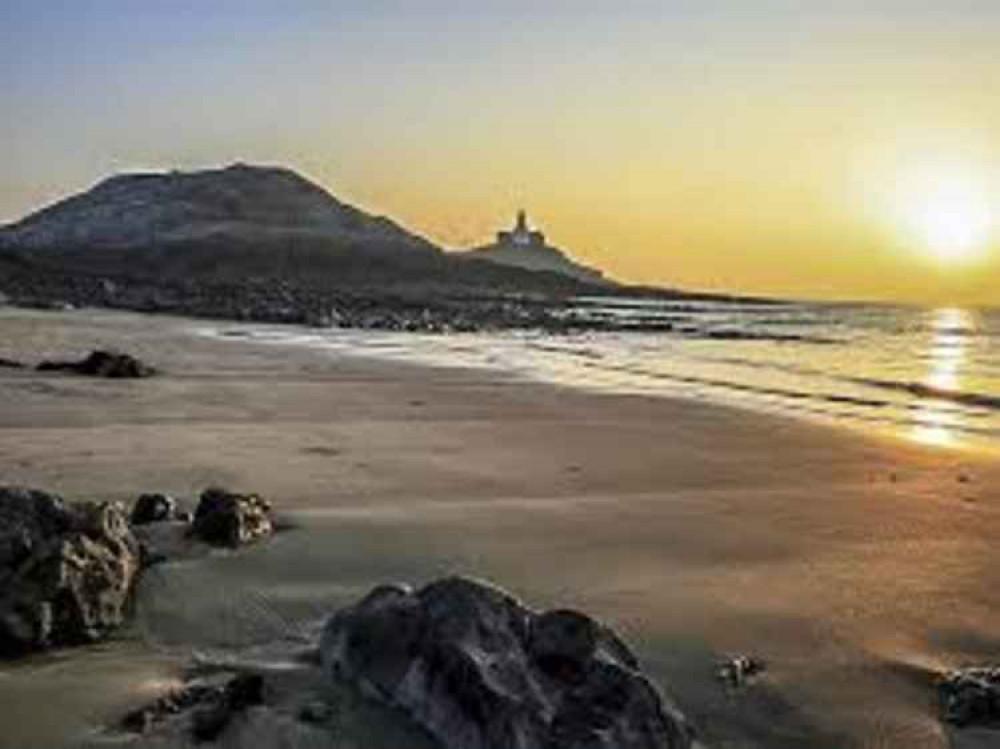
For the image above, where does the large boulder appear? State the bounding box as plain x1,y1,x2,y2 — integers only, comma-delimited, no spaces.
0,486,141,655
321,576,694,749
190,487,273,548
37,349,156,378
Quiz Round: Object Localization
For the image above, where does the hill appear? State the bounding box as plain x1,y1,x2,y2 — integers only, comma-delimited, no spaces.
0,163,436,255
0,165,618,297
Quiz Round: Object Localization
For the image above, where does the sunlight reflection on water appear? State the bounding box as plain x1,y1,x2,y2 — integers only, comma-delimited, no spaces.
910,308,974,448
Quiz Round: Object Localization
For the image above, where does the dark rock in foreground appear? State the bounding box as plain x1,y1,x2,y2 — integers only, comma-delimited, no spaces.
114,578,693,748
0,357,24,368
321,576,694,749
939,666,1000,728
130,493,178,526
37,349,156,378
0,486,140,654
190,487,273,548
121,672,265,741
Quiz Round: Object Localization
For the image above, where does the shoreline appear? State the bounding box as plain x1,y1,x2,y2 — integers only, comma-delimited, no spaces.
192,313,1000,461
1,307,999,749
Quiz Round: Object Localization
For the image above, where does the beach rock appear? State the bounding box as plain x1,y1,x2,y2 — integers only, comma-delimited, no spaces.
0,486,140,654
122,682,218,735
939,666,1000,728
130,493,177,525
0,357,24,368
717,655,765,689
37,349,156,378
121,672,265,742
321,576,694,749
192,674,266,742
190,487,273,548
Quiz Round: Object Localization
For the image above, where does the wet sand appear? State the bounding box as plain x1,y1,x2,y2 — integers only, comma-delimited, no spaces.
1,307,999,749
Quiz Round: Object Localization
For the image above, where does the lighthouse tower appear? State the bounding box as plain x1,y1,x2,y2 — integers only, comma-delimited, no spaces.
497,209,546,248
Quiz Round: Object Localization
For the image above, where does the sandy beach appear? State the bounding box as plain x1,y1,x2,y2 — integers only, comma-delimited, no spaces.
1,307,999,749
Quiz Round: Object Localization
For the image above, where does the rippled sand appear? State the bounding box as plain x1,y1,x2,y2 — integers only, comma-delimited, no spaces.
0,308,998,749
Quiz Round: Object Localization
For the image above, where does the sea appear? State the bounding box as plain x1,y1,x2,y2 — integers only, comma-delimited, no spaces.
208,298,1000,452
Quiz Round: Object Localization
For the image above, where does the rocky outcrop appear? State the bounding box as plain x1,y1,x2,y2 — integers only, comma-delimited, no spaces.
130,493,177,526
190,487,273,548
321,576,694,749
0,487,140,655
939,666,1000,728
37,349,156,378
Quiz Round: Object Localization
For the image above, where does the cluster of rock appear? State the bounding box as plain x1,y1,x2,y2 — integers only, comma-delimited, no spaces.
123,672,266,742
117,576,695,749
37,349,157,378
129,487,276,564
0,267,576,331
0,262,690,334
0,485,275,657
0,487,140,655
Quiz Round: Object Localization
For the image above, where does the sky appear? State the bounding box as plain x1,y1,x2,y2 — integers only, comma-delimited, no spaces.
3,1,1000,304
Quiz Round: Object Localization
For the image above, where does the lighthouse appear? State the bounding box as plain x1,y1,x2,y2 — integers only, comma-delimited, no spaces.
496,210,546,248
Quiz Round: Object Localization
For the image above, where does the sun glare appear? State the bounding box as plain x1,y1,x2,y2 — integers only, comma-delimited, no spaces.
917,196,993,263
895,171,995,266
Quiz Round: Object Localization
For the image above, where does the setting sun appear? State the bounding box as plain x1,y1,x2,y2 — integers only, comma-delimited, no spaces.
918,196,993,264
895,171,995,266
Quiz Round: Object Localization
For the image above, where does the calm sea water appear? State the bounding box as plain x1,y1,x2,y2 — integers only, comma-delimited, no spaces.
209,299,1000,451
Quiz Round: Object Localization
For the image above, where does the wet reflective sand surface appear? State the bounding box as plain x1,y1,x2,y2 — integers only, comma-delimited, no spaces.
205,302,1000,454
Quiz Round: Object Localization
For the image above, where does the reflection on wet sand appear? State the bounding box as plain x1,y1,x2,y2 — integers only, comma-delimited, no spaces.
911,308,974,448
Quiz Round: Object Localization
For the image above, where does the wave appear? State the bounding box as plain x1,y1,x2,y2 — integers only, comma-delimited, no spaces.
573,359,893,409
850,377,1000,411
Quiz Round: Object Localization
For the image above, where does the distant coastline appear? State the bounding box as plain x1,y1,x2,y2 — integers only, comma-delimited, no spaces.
0,164,783,333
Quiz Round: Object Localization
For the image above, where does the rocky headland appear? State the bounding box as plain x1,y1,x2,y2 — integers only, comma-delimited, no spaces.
0,164,765,335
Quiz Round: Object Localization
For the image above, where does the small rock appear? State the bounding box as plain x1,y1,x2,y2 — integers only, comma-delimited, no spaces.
121,706,156,735
37,349,156,378
939,666,1000,728
225,673,265,710
0,358,24,369
190,487,273,548
717,655,765,688
298,700,334,725
131,493,177,525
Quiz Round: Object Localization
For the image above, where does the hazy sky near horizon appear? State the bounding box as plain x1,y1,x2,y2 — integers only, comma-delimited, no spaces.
4,1,1000,303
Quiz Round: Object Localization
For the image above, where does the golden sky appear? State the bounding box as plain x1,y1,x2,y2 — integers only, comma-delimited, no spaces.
3,2,1000,304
